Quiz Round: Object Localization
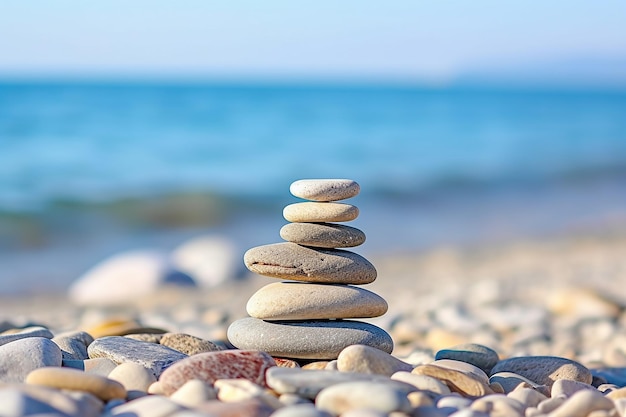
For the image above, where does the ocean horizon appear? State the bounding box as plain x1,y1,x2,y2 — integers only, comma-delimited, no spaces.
1,80,626,294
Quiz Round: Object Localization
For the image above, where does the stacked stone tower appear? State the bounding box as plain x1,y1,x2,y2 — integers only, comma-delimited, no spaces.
227,179,393,360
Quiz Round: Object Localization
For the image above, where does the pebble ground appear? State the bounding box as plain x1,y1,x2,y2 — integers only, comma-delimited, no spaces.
1,229,626,416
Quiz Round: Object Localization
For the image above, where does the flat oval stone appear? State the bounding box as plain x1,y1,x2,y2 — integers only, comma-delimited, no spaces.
283,202,358,223
26,366,126,401
244,243,376,284
280,222,366,248
52,330,94,361
246,282,387,320
227,318,393,360
0,337,62,383
435,343,499,375
548,389,614,417
412,364,495,398
316,381,412,415
159,350,276,395
0,326,54,347
290,179,360,202
266,367,416,399
87,336,187,378
337,344,412,376
489,372,550,395
159,333,220,356
391,371,451,395
490,356,592,388
431,359,490,384
105,395,184,417
107,362,157,393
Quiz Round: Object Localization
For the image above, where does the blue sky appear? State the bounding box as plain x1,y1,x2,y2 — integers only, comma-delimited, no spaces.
1,0,625,85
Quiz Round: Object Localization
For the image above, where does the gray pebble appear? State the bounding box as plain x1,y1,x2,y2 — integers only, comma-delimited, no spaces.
228,318,392,359
0,326,54,347
289,179,360,202
88,336,187,378
52,330,94,360
265,367,415,399
435,343,499,374
244,243,376,284
271,403,332,417
0,337,62,383
279,222,366,248
490,356,592,388
317,381,412,415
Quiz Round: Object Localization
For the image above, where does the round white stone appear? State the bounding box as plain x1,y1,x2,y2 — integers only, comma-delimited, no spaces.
290,179,360,202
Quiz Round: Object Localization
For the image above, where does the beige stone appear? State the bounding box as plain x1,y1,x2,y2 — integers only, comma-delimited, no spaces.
279,222,366,248
283,202,358,223
337,344,412,376
391,371,451,396
244,243,376,284
246,282,387,320
26,366,126,401
412,364,495,398
289,179,360,202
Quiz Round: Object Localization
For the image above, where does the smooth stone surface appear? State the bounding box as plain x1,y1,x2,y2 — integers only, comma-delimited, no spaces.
551,378,596,398
470,394,525,416
489,371,549,395
435,344,499,374
170,235,240,288
228,318,393,359
68,250,195,305
195,398,275,417
279,222,366,248
104,395,184,417
265,367,416,400
246,282,387,320
432,359,490,384
391,371,451,395
214,378,282,408
283,202,359,223
0,326,54,347
26,366,126,401
159,350,276,395
107,362,157,394
316,381,412,415
0,386,102,417
52,331,94,361
0,337,62,383
265,367,416,399
243,243,376,284
337,344,412,376
591,367,626,387
290,179,360,202
159,333,220,356
413,364,495,398
490,356,592,388
88,336,187,378
507,385,548,408
547,389,614,417
271,403,332,417
169,379,217,407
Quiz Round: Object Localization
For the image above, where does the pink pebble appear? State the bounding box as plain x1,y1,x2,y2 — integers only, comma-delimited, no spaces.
159,350,276,395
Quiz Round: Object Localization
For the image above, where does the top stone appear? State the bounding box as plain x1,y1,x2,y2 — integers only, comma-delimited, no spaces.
290,179,360,202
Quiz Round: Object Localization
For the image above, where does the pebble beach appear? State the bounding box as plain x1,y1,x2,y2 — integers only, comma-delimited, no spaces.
2,220,626,416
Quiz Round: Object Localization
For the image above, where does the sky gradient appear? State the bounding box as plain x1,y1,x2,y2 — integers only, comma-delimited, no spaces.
1,1,625,85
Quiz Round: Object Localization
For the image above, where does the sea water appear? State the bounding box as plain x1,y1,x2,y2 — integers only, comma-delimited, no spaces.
1,81,626,293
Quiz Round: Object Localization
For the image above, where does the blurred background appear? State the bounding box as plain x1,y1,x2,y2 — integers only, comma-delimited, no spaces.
1,1,625,295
